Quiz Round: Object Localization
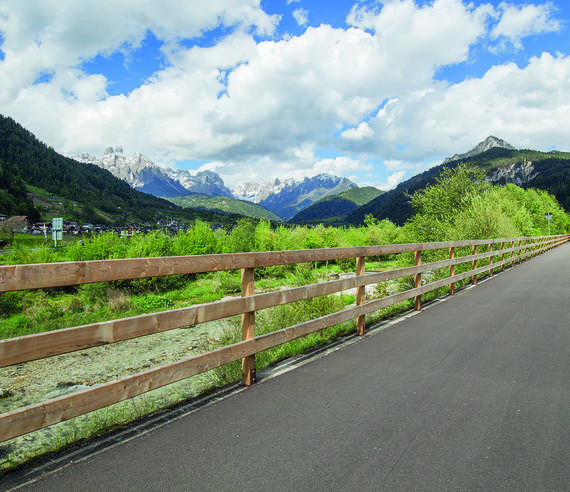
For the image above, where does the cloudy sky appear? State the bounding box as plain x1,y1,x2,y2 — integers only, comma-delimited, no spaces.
0,0,568,190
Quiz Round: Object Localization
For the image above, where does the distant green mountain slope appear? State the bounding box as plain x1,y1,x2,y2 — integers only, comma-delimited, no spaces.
347,147,570,225
164,194,281,221
332,186,384,206
290,186,383,223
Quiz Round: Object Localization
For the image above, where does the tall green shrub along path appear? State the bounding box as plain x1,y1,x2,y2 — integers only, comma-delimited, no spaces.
6,243,569,491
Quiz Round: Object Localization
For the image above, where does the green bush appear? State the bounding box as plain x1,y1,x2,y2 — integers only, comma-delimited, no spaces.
172,220,222,256
225,219,256,253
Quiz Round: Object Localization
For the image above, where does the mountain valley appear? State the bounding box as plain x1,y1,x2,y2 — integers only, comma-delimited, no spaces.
1,114,569,229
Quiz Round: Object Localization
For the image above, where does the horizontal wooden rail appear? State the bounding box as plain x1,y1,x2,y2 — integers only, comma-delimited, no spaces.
0,240,555,367
0,236,555,292
0,234,567,442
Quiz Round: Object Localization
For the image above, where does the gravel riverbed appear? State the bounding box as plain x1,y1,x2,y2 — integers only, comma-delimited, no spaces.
0,272,387,469
0,319,233,467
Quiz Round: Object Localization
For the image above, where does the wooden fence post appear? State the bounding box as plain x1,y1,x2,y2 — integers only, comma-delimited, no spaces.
471,244,477,285
241,267,256,385
414,250,421,310
449,247,455,295
510,240,514,267
518,240,522,264
356,256,366,336
500,242,505,272
488,243,493,277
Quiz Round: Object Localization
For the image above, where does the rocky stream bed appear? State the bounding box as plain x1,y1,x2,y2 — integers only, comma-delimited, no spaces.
0,319,233,468
0,273,386,469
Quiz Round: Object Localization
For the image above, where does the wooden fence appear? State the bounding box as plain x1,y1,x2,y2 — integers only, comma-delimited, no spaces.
0,234,568,443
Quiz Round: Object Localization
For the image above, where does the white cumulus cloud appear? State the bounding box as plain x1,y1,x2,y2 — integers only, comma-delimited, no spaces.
360,52,570,160
491,2,561,51
376,171,406,191
0,0,567,188
341,122,374,141
293,8,309,26
0,0,279,103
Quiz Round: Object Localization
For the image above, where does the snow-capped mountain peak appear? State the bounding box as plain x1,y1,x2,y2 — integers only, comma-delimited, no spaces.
232,173,356,219
76,149,356,219
75,147,232,198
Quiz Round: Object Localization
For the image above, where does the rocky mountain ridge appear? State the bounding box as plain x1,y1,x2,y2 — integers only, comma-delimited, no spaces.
443,136,516,164
486,159,537,186
77,148,356,219
242,175,357,219
347,141,570,225
76,148,233,198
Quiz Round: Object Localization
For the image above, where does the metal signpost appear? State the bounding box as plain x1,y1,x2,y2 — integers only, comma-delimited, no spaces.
52,217,63,247
544,212,552,236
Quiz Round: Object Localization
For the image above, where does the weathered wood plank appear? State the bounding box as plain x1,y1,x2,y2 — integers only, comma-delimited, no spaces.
414,250,421,311
241,267,256,385
1,236,557,292
449,247,455,295
356,256,365,336
472,245,478,285
510,240,515,267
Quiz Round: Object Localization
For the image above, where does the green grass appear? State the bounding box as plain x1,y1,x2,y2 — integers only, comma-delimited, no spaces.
11,233,77,248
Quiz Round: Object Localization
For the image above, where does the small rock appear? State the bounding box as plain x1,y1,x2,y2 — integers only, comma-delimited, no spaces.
56,381,78,389
0,388,13,399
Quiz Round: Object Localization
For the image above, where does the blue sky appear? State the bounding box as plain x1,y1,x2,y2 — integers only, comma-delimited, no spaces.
0,0,569,190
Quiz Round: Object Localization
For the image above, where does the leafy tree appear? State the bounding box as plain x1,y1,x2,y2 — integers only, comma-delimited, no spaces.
225,219,256,253
404,164,569,243
0,216,29,246
406,163,488,241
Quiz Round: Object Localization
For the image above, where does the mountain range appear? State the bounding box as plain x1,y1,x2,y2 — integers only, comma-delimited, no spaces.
442,136,516,164
2,113,569,228
77,148,357,219
290,186,384,224
76,148,234,198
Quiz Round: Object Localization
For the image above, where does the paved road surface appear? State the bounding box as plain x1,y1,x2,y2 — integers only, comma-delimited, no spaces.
4,244,569,491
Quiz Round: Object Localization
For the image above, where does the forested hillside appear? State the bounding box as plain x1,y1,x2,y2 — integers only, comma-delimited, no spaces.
0,115,187,223
348,147,570,225
290,186,383,223
0,155,40,222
